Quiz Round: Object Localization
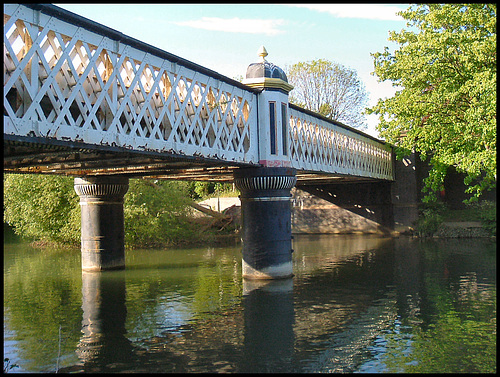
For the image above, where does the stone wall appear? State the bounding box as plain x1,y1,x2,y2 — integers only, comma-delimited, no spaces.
291,188,393,235
434,222,492,238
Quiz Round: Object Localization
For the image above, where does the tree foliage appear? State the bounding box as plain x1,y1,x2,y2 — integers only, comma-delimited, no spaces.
3,174,201,247
187,181,237,200
3,174,80,244
367,4,496,202
124,179,197,247
286,59,369,129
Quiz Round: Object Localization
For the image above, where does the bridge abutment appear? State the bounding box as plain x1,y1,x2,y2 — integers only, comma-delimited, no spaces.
234,167,297,279
74,176,129,271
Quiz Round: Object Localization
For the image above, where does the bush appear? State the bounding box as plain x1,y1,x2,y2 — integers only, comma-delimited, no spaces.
124,179,199,247
188,181,238,200
470,201,496,237
3,174,80,244
3,174,206,248
415,202,446,237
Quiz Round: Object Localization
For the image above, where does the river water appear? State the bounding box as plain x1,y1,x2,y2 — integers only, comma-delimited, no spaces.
3,233,496,373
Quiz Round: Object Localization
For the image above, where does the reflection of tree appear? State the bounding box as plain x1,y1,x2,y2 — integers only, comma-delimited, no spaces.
374,239,497,373
4,244,83,372
123,247,243,342
123,249,246,373
404,266,496,373
192,251,242,318
407,306,496,372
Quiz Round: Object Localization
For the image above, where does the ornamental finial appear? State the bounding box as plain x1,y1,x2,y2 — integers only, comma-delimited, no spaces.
258,46,268,62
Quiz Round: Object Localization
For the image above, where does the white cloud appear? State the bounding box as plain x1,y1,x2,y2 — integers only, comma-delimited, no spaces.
174,17,286,36
287,4,405,21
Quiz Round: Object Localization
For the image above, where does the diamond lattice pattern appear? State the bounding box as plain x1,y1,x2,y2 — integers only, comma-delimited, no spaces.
3,6,257,163
288,107,393,180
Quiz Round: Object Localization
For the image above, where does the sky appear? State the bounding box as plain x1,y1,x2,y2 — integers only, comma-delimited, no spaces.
54,3,411,138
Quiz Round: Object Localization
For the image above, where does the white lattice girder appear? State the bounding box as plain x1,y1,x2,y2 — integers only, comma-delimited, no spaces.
4,4,394,181
3,4,258,163
288,106,394,180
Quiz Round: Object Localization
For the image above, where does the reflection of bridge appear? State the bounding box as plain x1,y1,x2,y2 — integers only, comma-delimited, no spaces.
4,4,416,276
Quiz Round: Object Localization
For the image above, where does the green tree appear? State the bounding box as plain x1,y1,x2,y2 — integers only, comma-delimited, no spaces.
367,4,496,202
124,179,197,247
4,244,83,372
188,181,237,200
286,59,369,130
3,174,203,247
3,174,80,244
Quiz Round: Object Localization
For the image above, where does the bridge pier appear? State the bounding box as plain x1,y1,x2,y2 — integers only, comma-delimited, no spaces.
234,167,297,279
74,176,129,271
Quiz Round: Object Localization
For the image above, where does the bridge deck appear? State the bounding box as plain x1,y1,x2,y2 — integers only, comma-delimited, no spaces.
4,4,394,183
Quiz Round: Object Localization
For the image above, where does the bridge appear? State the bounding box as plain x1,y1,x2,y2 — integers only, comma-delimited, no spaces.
4,4,405,278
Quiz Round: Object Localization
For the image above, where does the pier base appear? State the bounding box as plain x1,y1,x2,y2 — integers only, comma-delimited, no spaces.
234,167,297,279
74,176,129,271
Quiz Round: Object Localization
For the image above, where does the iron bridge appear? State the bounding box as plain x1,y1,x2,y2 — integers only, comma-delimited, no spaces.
4,4,394,185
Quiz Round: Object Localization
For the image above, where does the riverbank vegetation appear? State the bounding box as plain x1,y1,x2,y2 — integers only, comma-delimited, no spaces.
415,200,496,237
4,173,495,247
3,174,239,249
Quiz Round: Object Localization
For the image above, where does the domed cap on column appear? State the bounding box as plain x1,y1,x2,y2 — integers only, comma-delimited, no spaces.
243,46,293,93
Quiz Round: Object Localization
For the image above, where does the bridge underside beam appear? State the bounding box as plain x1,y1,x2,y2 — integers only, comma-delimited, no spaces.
4,136,250,181
5,136,377,185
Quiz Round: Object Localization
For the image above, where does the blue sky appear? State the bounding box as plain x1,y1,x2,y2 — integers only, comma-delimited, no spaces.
54,3,410,138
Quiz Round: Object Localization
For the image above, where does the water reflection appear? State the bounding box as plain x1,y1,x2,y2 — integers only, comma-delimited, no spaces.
241,279,294,372
77,271,135,372
4,235,496,373
393,238,424,326
292,236,398,372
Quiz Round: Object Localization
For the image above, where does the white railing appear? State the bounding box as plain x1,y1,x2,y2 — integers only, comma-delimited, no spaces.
3,4,259,163
288,105,394,180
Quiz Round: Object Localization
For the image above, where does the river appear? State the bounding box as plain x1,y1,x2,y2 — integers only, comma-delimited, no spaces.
3,233,496,373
